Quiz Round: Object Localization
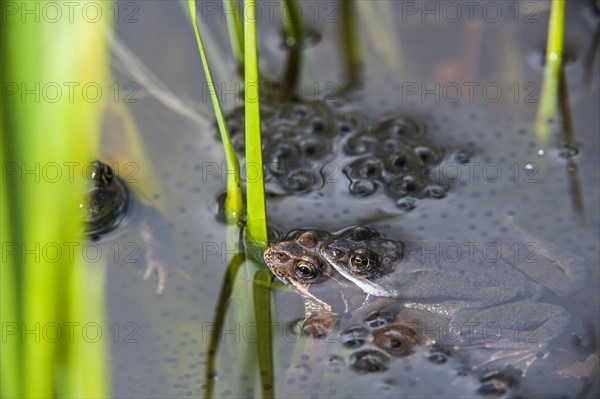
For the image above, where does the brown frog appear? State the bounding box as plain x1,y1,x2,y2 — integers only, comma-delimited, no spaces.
79,160,171,294
319,226,588,371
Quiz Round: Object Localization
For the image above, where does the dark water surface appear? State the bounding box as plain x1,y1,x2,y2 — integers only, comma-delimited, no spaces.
104,1,599,397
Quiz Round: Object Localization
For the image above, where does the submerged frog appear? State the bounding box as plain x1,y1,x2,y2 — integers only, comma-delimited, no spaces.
320,226,587,369
80,160,171,294
263,229,373,337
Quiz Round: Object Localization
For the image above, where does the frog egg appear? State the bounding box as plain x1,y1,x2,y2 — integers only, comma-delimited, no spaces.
395,197,417,212
307,117,326,135
372,325,420,358
425,183,450,199
362,310,398,329
383,150,421,174
349,350,390,374
343,133,378,155
290,103,310,120
453,148,474,164
299,136,330,160
427,345,452,365
346,158,383,180
384,174,425,198
348,179,378,197
373,117,424,139
266,141,301,175
341,326,369,348
336,113,365,134
414,145,444,168
279,168,321,193
270,121,297,141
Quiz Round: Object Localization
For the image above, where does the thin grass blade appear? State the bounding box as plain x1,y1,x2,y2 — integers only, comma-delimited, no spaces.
188,0,244,223
224,0,245,71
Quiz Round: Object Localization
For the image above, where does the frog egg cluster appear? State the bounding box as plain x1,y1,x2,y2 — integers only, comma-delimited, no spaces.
340,309,446,374
223,101,359,194
342,117,449,206
221,103,451,207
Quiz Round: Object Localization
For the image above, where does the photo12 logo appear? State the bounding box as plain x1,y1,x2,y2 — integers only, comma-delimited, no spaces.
1,161,140,184
2,81,139,104
1,321,140,344
1,2,140,24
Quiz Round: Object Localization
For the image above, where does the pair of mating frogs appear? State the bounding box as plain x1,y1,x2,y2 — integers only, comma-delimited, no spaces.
264,226,587,371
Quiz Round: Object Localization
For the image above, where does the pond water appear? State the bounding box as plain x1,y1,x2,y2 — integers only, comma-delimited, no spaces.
102,1,599,398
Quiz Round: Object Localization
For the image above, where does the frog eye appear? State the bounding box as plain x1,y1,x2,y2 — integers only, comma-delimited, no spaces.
91,161,113,186
349,250,377,272
294,260,320,281
101,165,113,185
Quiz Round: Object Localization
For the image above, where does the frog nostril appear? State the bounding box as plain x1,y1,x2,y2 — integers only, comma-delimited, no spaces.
273,252,290,262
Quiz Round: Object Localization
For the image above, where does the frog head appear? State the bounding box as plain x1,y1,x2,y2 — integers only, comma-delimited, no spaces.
320,226,403,297
80,160,129,239
264,229,368,314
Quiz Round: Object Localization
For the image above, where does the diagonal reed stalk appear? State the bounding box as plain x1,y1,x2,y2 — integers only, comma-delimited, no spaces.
188,0,244,224
1,2,111,397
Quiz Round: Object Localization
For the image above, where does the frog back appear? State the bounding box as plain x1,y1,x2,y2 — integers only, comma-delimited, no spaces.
383,240,544,309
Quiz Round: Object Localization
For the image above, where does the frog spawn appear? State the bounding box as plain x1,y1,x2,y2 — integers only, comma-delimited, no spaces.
222,101,359,194
221,103,452,208
342,117,449,207
339,309,428,374
339,308,522,396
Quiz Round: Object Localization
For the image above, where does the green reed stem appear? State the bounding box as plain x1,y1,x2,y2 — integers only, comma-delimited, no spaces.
1,2,111,396
340,0,363,93
253,268,275,398
536,0,565,143
204,249,246,399
223,0,245,72
242,2,273,397
279,0,305,97
188,0,244,224
280,0,305,46
244,0,268,245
